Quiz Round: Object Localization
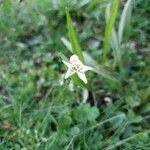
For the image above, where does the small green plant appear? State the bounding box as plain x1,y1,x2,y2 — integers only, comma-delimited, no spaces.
61,6,119,92
61,0,132,99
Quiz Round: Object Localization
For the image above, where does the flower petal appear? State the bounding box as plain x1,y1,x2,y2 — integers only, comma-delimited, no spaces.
65,68,75,79
77,71,87,84
70,54,82,65
80,65,93,73
62,60,72,68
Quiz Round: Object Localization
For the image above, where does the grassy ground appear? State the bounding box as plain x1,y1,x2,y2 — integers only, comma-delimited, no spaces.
0,0,150,149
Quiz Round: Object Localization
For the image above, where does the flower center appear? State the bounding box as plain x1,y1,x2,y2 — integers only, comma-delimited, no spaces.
72,63,84,73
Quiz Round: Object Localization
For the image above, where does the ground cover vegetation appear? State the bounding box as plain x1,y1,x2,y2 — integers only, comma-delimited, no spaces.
0,0,150,149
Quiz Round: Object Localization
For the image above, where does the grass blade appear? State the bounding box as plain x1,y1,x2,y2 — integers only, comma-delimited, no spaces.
106,131,150,150
65,7,84,63
102,0,119,63
83,52,118,81
111,29,121,64
118,0,132,44
105,4,121,65
61,37,73,52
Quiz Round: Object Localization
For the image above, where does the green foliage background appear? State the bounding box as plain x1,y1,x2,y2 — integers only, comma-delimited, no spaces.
0,0,150,149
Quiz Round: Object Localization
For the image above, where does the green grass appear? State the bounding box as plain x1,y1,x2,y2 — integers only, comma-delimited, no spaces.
0,0,150,149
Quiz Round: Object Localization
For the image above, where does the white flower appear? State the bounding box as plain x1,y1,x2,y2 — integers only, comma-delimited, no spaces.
62,55,93,84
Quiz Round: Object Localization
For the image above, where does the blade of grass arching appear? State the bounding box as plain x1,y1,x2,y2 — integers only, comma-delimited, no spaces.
102,0,119,63
76,114,125,137
118,0,132,44
66,114,126,150
106,131,150,150
65,7,84,63
83,52,118,81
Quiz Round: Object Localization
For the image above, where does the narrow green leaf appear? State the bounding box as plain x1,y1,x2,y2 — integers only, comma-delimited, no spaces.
58,52,69,62
118,0,132,44
83,52,118,81
106,131,150,150
102,0,119,63
61,37,73,52
111,29,121,64
65,7,84,63
105,4,121,65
